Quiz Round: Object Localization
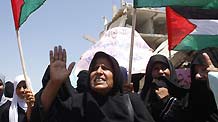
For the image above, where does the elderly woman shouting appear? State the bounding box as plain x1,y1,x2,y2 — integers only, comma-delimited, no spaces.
30,45,154,122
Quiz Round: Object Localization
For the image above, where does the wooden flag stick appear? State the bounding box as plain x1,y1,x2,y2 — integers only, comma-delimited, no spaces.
128,8,137,84
16,30,31,89
169,49,172,59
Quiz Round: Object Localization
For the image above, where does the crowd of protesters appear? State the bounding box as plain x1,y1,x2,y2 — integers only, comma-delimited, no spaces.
0,46,218,122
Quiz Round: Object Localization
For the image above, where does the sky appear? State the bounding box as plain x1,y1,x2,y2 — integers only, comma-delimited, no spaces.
0,0,132,92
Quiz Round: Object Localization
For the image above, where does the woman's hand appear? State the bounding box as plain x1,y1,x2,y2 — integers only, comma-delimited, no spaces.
49,45,75,85
203,53,218,72
24,89,35,107
155,87,169,99
41,45,75,112
123,82,134,93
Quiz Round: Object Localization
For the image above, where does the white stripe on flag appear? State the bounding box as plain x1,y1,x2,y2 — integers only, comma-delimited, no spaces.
189,19,218,35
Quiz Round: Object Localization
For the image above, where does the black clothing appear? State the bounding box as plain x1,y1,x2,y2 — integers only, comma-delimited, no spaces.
30,51,155,122
140,54,189,122
31,91,154,122
189,47,218,122
30,65,78,122
4,81,14,98
76,70,89,93
131,73,145,93
0,100,11,121
0,101,27,122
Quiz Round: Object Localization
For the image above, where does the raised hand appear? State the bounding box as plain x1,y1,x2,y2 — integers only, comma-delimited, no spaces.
41,45,75,112
49,45,75,85
203,53,218,72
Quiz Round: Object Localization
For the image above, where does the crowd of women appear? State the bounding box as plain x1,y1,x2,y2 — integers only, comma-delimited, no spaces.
0,45,218,122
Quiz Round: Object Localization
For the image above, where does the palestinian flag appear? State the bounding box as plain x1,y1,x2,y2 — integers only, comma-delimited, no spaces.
166,6,218,50
11,0,46,30
134,0,218,9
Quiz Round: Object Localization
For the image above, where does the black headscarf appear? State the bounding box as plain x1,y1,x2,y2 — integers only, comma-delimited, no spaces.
4,81,14,98
140,54,188,122
81,51,154,122
189,47,218,121
42,65,50,88
88,51,124,96
141,55,187,101
120,66,128,82
76,70,89,93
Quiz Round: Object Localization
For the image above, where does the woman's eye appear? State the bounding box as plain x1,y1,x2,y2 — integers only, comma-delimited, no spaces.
93,66,100,71
23,86,27,89
161,65,168,70
153,67,159,71
101,66,109,70
17,85,27,89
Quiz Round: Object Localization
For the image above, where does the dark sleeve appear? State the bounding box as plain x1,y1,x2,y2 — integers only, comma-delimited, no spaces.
159,96,190,122
129,93,155,122
0,101,11,122
30,87,65,122
30,66,78,122
209,111,218,121
0,102,27,122
30,88,84,122
18,106,27,122
0,103,10,122
30,89,55,122
30,89,64,122
0,110,9,122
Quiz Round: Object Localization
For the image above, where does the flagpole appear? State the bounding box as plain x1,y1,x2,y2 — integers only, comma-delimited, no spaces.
169,49,172,59
128,8,137,84
16,30,31,89
166,7,172,60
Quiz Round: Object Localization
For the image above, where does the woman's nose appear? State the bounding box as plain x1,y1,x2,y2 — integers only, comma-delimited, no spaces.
20,87,25,92
158,69,164,74
195,73,204,80
96,66,103,74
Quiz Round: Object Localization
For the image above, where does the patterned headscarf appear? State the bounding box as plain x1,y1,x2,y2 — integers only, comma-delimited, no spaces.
0,73,5,88
0,73,7,106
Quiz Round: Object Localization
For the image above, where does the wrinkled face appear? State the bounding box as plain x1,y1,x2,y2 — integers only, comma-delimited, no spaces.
0,80,3,95
16,81,27,99
194,64,208,80
152,62,170,80
90,57,114,95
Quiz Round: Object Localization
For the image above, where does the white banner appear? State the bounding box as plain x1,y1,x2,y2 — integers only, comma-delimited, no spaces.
74,27,153,75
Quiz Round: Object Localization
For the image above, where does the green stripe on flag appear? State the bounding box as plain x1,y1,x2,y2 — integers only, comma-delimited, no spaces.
20,0,46,27
134,0,218,9
174,35,218,51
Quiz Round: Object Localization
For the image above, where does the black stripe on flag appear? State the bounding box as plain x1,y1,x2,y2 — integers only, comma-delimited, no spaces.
171,6,218,19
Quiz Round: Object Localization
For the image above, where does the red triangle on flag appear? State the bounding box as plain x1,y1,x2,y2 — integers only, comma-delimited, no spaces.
11,0,24,30
166,7,196,50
